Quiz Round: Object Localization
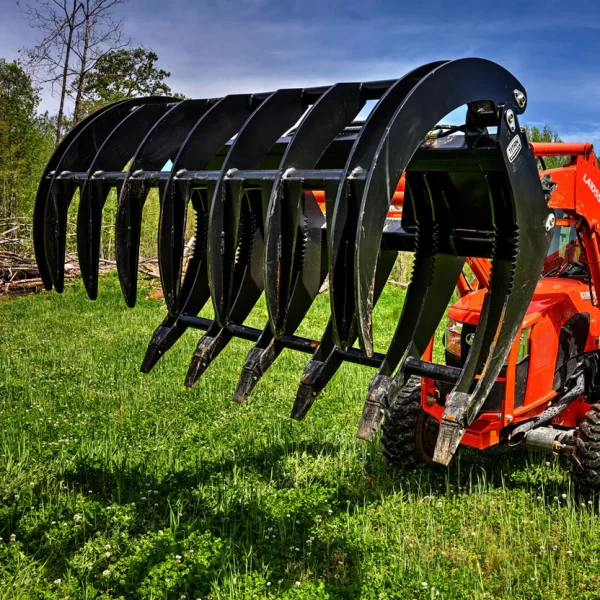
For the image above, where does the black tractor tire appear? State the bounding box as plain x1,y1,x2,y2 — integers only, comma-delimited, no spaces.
381,377,440,468
571,404,600,494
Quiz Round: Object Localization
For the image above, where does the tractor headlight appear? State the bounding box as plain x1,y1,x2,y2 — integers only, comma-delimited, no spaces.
445,318,463,357
516,327,531,362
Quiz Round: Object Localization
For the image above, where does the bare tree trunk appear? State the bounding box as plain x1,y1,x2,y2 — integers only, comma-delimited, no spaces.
69,0,130,124
54,12,75,146
72,5,91,127
54,2,77,146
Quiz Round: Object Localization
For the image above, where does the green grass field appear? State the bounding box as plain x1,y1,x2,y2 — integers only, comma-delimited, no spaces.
1,274,600,599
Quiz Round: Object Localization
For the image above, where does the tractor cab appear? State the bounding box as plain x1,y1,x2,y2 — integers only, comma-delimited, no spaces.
543,209,580,276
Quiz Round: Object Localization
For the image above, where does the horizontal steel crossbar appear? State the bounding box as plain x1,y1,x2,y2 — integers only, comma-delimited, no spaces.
178,315,462,383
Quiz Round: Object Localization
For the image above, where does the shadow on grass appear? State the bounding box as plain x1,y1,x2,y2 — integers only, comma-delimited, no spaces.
18,435,570,598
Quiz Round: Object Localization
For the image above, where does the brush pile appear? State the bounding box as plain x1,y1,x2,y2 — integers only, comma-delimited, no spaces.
0,217,43,295
1,217,161,297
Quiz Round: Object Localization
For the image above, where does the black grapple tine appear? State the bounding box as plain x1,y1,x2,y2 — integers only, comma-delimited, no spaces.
33,104,116,290
356,169,466,440
185,189,265,387
232,327,279,403
433,111,553,464
230,84,365,399
228,181,283,400
42,97,175,293
290,321,337,419
264,82,364,337
233,191,328,402
357,249,465,440
352,58,539,357
328,62,448,349
116,99,210,308
159,94,259,317
189,90,307,389
77,103,173,299
140,188,210,374
208,88,305,326
117,100,215,374
43,178,75,293
291,249,397,420
185,322,233,387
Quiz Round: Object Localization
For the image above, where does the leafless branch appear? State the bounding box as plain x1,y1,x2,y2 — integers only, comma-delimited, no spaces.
18,0,130,138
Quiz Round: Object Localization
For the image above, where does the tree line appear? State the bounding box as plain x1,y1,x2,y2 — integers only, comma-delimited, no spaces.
0,46,173,213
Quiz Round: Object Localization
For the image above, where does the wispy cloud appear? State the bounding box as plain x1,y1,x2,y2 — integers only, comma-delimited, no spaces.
559,125,600,148
0,0,599,147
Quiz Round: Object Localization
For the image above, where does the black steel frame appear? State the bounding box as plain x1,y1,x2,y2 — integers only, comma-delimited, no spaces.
34,58,554,465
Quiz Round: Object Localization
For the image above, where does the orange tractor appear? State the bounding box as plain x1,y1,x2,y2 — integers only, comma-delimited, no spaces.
386,143,600,493
32,58,600,492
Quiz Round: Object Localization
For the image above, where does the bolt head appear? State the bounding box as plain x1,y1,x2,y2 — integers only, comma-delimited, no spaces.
545,213,556,231
513,89,527,108
505,109,516,133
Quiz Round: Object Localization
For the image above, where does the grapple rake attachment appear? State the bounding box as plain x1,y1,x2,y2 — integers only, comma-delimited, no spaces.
35,58,554,465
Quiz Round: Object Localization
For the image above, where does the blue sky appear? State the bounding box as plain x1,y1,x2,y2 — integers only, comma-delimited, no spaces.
1,0,600,145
